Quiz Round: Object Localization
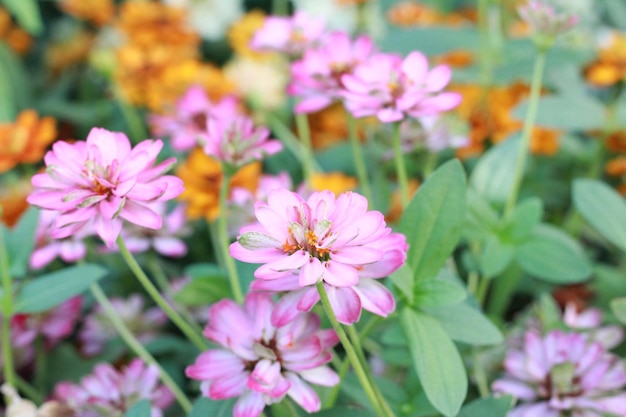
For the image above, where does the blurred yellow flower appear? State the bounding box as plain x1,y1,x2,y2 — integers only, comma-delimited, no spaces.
0,110,56,173
584,31,626,87
228,10,272,61
310,172,357,195
59,0,115,26
386,1,468,27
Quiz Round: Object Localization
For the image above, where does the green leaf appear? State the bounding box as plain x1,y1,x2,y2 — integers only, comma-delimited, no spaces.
1,0,43,35
400,308,467,417
610,297,626,325
470,135,519,204
14,264,108,313
606,0,626,29
456,395,514,417
538,293,564,331
504,198,543,242
465,188,499,240
4,206,38,278
388,264,414,303
174,276,230,307
381,26,480,56
188,398,236,417
123,400,151,417
424,301,503,346
573,179,626,253
399,159,466,285
311,406,376,417
514,224,592,284
479,235,515,279
413,278,466,308
513,95,605,131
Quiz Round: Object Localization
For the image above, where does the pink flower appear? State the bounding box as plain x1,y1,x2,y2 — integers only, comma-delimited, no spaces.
341,51,462,123
492,330,626,417
563,303,624,350
79,294,167,356
27,128,184,248
150,86,241,152
201,114,282,169
230,189,407,325
186,293,339,417
30,209,91,269
518,0,578,43
289,31,375,113
54,359,173,417
250,11,326,58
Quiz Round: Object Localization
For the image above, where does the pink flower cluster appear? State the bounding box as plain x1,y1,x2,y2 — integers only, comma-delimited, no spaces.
186,293,339,417
250,11,325,58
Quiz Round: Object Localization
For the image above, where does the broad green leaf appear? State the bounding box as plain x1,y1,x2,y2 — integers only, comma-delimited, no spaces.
514,224,591,284
173,275,230,306
388,264,414,303
400,308,467,417
381,321,405,346
399,159,466,284
538,293,565,331
456,395,514,417
413,278,466,308
605,0,626,30
470,136,519,204
513,95,605,131
188,398,235,417
610,297,626,325
479,235,515,279
1,0,43,35
310,406,376,417
504,197,543,242
424,302,503,346
381,26,480,56
4,206,39,278
573,179,626,253
123,400,150,417
0,44,15,122
465,188,499,240
14,264,108,313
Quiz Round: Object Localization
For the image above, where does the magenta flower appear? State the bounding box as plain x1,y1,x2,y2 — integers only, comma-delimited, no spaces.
201,114,282,169
27,127,184,248
186,293,339,417
149,85,241,152
250,11,326,58
563,303,624,350
230,188,407,325
341,51,462,123
492,330,626,417
289,31,375,113
54,359,173,417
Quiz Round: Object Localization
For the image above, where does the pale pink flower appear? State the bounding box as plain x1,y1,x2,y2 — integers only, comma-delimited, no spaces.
186,293,339,417
230,189,407,325
149,85,241,152
518,0,578,42
30,209,91,270
250,11,326,58
288,31,375,113
492,330,626,417
27,128,184,248
201,114,282,169
341,51,462,123
563,303,624,350
79,294,167,356
54,359,173,417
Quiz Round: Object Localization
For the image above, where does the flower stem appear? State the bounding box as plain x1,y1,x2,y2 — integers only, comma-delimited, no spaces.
217,171,244,304
502,50,547,219
89,283,192,413
112,86,148,144
0,225,16,392
316,283,387,417
346,111,372,202
391,122,409,208
116,236,208,351
14,374,43,404
266,113,322,174
295,113,316,185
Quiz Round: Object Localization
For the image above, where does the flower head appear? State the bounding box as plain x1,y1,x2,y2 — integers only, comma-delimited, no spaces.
493,329,626,417
186,293,339,417
518,0,578,49
230,188,407,324
341,51,462,123
27,127,184,248
54,359,173,417
0,110,56,173
250,11,325,58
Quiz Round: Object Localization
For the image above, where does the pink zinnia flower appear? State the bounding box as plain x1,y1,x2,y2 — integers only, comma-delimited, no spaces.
27,127,184,248
492,330,626,417
518,0,578,42
186,293,339,417
563,303,624,350
54,359,173,417
150,86,241,152
341,51,462,123
201,114,282,169
289,31,375,113
230,188,407,325
250,11,326,58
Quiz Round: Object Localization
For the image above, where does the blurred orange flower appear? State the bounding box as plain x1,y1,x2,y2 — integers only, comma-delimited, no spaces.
0,110,57,173
310,172,357,195
0,7,32,54
59,0,115,26
386,1,467,27
386,180,420,223
584,31,626,87
0,179,31,228
46,29,94,74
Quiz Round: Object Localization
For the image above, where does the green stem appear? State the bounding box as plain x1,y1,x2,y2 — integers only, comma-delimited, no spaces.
295,113,316,185
0,225,16,391
112,87,148,143
217,171,244,304
422,151,438,178
502,50,547,219
316,283,386,417
472,350,490,398
266,113,322,173
116,236,208,351
14,374,43,404
346,110,372,201
34,335,46,393
476,276,490,307
90,283,192,412
391,122,409,208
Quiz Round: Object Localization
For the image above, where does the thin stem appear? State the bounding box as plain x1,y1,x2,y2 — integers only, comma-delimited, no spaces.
472,349,490,398
316,282,386,417
34,335,46,393
476,276,490,307
503,50,547,219
14,374,43,404
266,113,322,172
112,86,148,143
0,226,16,391
346,111,372,201
217,171,244,303
295,113,316,185
391,122,409,208
116,236,208,351
90,283,192,412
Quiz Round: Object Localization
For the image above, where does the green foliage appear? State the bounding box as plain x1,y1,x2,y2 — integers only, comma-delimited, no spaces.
470,136,519,204
513,95,605,131
456,395,514,417
1,206,38,278
1,0,43,35
413,277,466,308
123,400,151,417
175,263,230,306
610,297,626,325
188,398,236,417
424,301,503,346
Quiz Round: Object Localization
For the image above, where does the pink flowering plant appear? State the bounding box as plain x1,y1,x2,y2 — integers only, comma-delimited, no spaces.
4,2,626,417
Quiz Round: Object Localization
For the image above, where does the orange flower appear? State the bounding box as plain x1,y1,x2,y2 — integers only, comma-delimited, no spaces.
433,50,474,69
0,179,30,228
308,103,349,150
0,7,32,54
310,172,357,195
386,180,420,223
59,0,115,26
584,31,626,87
46,29,94,74
386,1,467,27
176,148,260,222
0,110,57,173
530,127,560,156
